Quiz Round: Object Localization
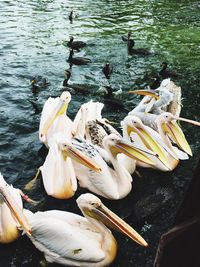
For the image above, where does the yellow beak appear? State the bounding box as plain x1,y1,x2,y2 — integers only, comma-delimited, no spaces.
110,139,156,166
40,93,70,141
127,125,175,170
162,120,192,156
88,203,148,247
0,186,32,236
128,90,160,100
62,145,101,172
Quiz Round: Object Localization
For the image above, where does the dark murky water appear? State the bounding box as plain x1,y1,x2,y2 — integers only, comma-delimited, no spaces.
0,0,200,266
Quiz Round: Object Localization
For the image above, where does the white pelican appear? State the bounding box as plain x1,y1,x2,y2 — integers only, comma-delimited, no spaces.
72,134,156,199
23,193,148,266
72,100,104,139
39,91,72,146
129,112,200,162
121,115,182,172
129,78,181,116
28,133,101,199
0,173,31,243
72,100,120,147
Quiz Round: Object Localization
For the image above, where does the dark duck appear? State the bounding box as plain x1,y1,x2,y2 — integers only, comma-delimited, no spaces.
30,76,50,92
127,39,151,56
68,49,91,66
121,31,132,42
102,62,113,79
102,85,125,110
63,70,91,93
69,11,73,23
159,62,178,79
149,75,161,90
67,37,86,51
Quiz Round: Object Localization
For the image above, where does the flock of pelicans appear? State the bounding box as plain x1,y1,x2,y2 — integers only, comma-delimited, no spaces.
1,76,200,266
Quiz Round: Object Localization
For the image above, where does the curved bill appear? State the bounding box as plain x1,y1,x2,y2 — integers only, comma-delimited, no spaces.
40,93,70,141
127,125,177,170
0,186,32,236
62,145,101,172
162,120,192,156
128,90,160,100
110,139,156,166
85,203,148,247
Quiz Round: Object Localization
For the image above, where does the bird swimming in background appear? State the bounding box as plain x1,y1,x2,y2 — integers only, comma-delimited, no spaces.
67,36,86,51
39,91,72,146
159,62,178,79
129,79,181,115
68,49,91,66
26,133,101,199
69,10,74,23
121,31,132,42
72,134,155,199
30,76,50,92
63,69,91,94
127,39,151,56
102,62,113,79
0,173,32,243
23,193,148,266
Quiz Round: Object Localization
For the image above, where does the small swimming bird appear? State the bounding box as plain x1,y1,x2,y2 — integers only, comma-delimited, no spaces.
63,70,91,93
121,31,132,42
30,76,50,91
27,133,101,199
127,39,151,56
102,62,113,79
159,62,178,79
23,193,148,266
39,91,72,146
68,49,91,66
0,173,32,243
67,36,86,51
72,134,155,199
69,10,74,23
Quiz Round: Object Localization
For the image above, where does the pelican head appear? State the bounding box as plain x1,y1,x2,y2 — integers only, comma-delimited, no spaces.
122,115,175,170
39,91,71,143
156,112,193,156
102,134,155,166
77,193,148,247
0,174,32,243
59,140,101,172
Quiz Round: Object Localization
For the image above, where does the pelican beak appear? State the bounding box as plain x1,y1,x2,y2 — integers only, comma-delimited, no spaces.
128,90,160,100
162,120,192,156
127,125,174,170
88,203,148,247
39,95,69,142
174,116,200,127
62,146,101,172
110,139,156,166
0,186,32,236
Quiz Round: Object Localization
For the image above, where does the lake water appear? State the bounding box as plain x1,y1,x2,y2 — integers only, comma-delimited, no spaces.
0,0,200,266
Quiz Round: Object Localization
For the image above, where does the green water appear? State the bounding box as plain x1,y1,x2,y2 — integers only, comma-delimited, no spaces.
0,0,200,266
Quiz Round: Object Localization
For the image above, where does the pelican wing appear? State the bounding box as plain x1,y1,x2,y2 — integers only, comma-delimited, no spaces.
72,138,119,199
26,211,105,263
